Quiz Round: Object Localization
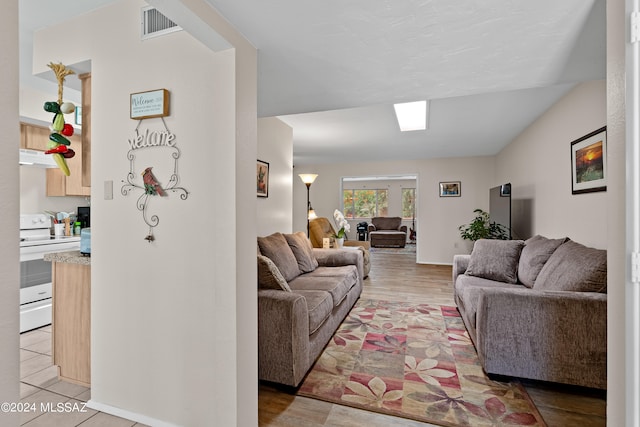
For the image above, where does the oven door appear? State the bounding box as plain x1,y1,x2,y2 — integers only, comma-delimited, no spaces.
20,241,81,292
20,241,80,333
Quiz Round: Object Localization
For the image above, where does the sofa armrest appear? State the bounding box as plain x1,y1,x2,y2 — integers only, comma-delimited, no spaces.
313,248,364,287
258,289,310,386
399,225,408,233
475,287,607,388
344,240,371,250
452,254,470,284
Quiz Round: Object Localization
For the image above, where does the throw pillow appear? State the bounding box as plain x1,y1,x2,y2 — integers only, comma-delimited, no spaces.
465,239,525,284
518,235,568,288
284,232,319,273
535,240,607,293
257,232,301,282
257,255,291,291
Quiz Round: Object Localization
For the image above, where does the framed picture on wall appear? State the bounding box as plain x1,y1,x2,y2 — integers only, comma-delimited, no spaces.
571,127,607,195
257,160,269,198
439,181,461,197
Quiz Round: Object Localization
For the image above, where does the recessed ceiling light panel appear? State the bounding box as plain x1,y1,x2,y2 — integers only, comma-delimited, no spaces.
393,101,428,132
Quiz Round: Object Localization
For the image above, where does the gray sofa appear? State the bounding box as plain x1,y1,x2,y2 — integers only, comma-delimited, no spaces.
257,232,363,387
453,236,607,389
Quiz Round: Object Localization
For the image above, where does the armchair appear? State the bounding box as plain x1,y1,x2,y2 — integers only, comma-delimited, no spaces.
368,217,407,248
309,217,370,277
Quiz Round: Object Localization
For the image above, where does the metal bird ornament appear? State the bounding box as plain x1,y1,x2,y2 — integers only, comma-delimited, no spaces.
142,167,166,196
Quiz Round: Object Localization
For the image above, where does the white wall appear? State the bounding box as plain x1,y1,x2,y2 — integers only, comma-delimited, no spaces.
257,117,293,235
0,1,20,425
33,1,257,425
495,80,607,248
294,157,494,264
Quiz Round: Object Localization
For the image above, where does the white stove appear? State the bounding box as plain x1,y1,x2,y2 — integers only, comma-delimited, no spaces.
20,213,80,332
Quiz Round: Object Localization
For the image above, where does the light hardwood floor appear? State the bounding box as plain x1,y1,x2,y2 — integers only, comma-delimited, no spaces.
258,248,607,427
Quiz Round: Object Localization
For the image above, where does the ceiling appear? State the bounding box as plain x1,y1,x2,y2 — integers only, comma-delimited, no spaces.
19,0,605,164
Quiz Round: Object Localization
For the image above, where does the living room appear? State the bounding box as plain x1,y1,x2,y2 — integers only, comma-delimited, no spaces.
1,1,636,427
256,81,606,265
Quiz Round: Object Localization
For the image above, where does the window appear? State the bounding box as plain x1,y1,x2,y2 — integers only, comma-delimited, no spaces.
402,188,416,219
343,189,388,218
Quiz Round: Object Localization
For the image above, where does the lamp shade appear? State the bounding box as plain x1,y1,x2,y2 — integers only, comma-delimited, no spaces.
308,208,317,220
298,173,318,185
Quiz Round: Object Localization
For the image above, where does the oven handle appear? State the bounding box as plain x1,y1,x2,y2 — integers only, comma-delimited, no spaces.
20,243,81,261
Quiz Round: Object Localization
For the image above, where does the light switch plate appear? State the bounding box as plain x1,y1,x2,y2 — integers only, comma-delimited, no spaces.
104,180,113,200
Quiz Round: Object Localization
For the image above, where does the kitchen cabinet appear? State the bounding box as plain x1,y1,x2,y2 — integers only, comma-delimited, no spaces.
48,72,91,195
79,72,91,188
46,251,91,387
46,136,91,196
20,123,51,151
20,121,90,196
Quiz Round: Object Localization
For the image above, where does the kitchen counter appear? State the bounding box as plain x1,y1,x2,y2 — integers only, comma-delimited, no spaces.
44,250,90,265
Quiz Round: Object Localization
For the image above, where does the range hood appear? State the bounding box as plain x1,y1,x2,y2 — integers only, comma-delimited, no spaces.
19,149,57,168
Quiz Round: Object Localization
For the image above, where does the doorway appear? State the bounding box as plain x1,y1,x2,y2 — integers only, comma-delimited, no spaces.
340,174,419,248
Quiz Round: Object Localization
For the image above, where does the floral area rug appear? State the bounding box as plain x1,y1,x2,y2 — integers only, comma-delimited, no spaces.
298,299,547,427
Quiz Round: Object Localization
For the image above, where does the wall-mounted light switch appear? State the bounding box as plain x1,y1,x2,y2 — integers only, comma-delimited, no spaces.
104,180,113,200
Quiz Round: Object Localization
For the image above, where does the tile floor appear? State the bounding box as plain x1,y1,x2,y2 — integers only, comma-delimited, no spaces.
19,326,145,427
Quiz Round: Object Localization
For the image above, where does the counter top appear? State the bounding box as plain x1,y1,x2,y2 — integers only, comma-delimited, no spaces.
44,250,91,266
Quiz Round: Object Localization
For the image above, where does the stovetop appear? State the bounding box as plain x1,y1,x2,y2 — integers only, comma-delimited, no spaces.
19,213,80,247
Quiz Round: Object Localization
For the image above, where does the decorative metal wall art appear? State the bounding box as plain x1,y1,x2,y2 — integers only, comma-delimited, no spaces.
121,117,189,242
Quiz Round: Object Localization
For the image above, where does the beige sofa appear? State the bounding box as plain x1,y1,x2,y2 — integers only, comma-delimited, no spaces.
257,232,363,387
453,236,607,389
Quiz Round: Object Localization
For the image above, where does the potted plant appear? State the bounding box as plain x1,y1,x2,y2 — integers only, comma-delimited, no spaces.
333,209,351,247
458,209,509,242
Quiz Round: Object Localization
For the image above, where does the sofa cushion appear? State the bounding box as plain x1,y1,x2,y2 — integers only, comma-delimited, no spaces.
288,274,355,307
294,290,334,335
284,232,319,273
465,239,525,284
257,232,301,282
518,235,567,288
257,255,291,291
535,240,607,293
304,265,358,284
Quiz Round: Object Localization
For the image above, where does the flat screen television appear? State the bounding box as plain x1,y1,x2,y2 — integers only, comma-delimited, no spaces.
489,183,511,239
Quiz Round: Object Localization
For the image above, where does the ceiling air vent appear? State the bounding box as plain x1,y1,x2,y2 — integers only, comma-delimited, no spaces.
141,6,182,40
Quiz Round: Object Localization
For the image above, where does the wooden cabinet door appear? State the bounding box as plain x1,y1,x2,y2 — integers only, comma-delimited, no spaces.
46,133,90,197
20,123,51,151
52,262,91,386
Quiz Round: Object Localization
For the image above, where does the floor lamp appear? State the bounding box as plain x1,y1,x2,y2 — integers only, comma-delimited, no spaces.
299,174,318,236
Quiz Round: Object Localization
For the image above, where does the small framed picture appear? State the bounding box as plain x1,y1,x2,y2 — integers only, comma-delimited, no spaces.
439,181,461,197
257,160,269,198
571,127,607,195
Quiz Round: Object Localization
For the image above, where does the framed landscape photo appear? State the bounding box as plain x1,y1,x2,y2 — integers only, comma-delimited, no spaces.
439,181,461,197
571,127,607,195
257,160,269,198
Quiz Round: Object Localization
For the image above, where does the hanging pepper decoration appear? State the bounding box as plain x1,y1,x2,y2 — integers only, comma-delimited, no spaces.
43,62,76,176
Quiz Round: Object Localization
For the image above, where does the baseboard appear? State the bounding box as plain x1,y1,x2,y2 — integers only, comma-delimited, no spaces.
86,399,179,427
416,260,453,266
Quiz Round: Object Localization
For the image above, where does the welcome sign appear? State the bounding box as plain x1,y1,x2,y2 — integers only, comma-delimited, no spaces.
130,89,169,119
